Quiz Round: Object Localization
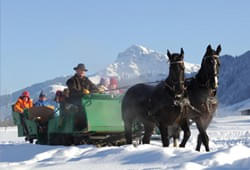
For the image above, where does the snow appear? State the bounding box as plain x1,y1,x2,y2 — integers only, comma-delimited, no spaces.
183,62,200,74
1,114,250,170
49,84,67,94
88,75,102,85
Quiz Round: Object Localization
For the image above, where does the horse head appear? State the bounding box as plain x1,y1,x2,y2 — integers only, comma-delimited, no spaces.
198,45,221,90
166,48,185,96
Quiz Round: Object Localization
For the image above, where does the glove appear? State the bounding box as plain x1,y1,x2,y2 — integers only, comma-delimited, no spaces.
83,89,90,95
98,86,105,93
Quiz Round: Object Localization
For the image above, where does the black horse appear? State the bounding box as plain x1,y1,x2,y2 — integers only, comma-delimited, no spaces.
178,44,221,152
122,48,186,146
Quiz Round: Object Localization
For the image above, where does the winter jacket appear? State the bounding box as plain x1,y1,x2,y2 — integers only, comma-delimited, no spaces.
34,100,50,107
51,101,60,117
66,74,98,98
14,97,33,113
34,100,55,110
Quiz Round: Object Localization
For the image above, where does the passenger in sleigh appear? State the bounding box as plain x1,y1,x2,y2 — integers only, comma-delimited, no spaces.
108,77,122,95
97,77,110,93
34,91,54,109
52,90,65,117
31,91,55,127
13,91,33,136
14,91,33,113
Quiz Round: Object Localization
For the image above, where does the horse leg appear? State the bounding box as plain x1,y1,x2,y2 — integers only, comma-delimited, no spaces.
196,120,209,152
170,126,181,147
201,132,209,152
124,119,133,144
179,120,191,148
173,137,177,147
142,122,154,144
196,134,202,151
159,123,169,147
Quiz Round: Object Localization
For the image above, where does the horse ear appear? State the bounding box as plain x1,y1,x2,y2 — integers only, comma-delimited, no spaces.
180,48,184,57
207,44,212,52
167,50,171,59
216,44,222,55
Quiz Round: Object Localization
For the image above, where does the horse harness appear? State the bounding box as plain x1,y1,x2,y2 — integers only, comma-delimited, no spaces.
147,60,188,120
165,59,185,99
198,54,220,113
147,59,203,123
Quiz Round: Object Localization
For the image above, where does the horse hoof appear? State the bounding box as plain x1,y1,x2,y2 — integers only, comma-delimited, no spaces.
179,144,185,148
196,148,200,152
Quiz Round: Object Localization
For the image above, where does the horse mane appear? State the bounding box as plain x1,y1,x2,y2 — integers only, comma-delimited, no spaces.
194,58,209,86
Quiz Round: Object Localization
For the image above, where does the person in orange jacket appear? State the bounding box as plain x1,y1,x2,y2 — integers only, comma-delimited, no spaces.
14,91,33,138
14,91,33,113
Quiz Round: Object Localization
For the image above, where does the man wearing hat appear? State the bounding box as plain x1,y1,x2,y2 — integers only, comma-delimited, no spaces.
66,63,98,100
66,63,98,130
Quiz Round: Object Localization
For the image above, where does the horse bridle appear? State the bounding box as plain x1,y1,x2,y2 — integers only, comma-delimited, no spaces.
170,60,184,65
200,54,220,90
208,55,219,87
165,60,185,96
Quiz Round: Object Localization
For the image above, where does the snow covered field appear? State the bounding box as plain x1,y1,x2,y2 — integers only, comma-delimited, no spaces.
1,115,250,170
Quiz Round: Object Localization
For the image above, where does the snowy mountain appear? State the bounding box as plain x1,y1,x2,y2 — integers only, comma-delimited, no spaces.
218,51,250,105
97,45,199,86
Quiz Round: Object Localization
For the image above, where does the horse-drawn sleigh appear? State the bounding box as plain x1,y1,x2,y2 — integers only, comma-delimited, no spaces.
12,45,221,152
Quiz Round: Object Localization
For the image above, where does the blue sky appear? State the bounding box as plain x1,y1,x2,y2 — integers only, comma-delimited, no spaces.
1,0,250,95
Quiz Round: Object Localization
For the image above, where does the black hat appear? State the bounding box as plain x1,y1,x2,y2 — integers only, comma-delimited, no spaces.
39,91,46,98
73,63,88,71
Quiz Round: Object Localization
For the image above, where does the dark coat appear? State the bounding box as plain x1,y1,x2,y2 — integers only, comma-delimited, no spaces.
66,74,98,98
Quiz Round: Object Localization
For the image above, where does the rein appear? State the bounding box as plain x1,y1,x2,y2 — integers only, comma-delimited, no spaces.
164,81,175,91
164,80,184,92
